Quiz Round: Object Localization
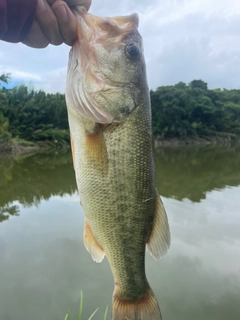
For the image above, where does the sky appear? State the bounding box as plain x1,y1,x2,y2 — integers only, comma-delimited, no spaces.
1,0,240,93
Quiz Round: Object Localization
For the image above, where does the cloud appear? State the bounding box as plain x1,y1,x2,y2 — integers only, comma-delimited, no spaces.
163,185,240,276
1,0,240,92
137,0,240,89
0,41,70,93
34,67,68,93
147,37,240,89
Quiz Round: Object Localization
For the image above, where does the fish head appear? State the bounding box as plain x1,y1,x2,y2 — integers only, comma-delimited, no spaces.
66,8,148,125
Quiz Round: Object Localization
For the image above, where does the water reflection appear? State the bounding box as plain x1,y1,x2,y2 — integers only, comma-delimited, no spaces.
1,146,240,222
156,146,240,202
149,254,240,320
0,204,19,222
0,151,77,222
0,147,239,320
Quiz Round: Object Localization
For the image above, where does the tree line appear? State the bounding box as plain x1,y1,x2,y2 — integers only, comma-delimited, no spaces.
151,79,240,140
1,74,240,147
0,74,69,148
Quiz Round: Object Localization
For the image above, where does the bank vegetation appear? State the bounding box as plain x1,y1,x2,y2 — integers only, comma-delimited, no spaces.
1,74,240,152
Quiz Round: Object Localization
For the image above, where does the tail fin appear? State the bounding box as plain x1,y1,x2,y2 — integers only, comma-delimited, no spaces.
112,288,162,320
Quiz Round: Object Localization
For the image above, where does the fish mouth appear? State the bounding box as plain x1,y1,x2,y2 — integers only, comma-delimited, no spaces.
74,6,139,37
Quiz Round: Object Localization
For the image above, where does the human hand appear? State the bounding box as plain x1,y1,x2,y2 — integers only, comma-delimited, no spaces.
23,0,92,48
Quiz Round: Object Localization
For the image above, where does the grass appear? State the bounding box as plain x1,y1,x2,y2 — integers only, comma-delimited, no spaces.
64,291,108,320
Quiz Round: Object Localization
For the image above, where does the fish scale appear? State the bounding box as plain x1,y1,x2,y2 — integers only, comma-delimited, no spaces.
77,105,156,298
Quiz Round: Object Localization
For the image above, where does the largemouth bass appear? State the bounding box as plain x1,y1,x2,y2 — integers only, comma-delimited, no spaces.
65,7,170,320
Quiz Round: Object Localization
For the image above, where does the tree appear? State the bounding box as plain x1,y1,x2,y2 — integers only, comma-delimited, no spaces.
151,79,240,140
174,82,188,89
1,76,240,146
189,79,208,91
0,73,10,86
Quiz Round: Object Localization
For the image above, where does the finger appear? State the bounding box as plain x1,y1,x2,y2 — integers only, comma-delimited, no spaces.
22,20,49,48
66,0,92,11
47,0,92,11
52,1,78,46
36,0,64,45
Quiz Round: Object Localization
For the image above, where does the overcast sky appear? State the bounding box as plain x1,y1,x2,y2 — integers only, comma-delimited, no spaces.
1,0,240,93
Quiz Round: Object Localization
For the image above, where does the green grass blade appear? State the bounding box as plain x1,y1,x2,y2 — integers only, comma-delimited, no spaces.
103,305,108,320
64,291,108,320
64,311,70,320
88,308,98,320
78,290,83,320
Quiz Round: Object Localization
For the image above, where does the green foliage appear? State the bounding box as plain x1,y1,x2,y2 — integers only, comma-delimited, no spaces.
0,73,10,85
1,72,240,146
0,74,69,148
0,80,9,141
151,80,240,139
189,79,208,90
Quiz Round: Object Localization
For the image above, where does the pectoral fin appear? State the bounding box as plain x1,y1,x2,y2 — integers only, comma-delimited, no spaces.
84,125,108,174
84,219,105,263
147,191,171,259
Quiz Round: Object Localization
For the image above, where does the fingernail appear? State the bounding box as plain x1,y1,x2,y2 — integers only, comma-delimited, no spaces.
54,4,68,23
37,0,47,13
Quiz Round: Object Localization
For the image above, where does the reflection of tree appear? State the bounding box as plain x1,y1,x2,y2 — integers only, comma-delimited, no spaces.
156,146,240,202
1,146,240,219
0,151,77,218
0,204,19,222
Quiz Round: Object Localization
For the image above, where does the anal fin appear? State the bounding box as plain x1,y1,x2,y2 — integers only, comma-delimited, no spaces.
84,219,105,263
147,190,171,259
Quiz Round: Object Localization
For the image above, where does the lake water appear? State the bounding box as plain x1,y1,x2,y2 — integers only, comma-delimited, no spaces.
0,146,239,320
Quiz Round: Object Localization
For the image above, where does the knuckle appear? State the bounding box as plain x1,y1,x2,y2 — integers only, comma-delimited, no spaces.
51,39,64,46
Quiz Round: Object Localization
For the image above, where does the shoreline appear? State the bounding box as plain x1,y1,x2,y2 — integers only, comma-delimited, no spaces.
1,135,239,155
0,139,70,155
155,134,239,148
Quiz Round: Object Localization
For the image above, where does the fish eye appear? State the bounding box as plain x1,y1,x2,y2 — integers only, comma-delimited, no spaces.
125,43,140,58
